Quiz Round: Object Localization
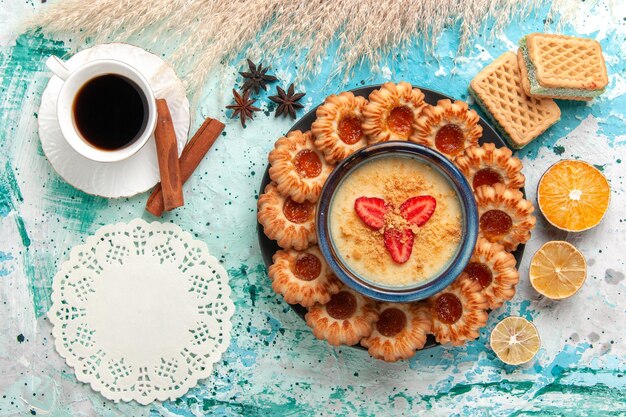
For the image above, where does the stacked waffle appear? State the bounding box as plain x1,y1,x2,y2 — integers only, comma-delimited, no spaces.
470,33,608,149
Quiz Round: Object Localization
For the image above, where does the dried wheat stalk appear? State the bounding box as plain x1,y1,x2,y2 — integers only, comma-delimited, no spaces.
27,0,577,91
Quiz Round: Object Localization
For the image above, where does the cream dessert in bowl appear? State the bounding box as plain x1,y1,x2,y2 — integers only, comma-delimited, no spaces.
316,142,478,302
330,156,462,287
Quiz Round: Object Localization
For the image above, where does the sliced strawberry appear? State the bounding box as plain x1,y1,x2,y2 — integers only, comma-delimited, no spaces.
400,196,436,227
354,197,389,230
383,228,414,264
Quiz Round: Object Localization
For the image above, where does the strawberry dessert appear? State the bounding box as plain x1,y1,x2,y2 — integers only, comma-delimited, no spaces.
329,156,462,287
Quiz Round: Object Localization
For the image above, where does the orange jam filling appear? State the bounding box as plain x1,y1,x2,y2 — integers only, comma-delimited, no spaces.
387,106,414,137
464,262,493,289
337,115,363,145
480,209,513,238
435,124,465,156
293,253,321,281
473,168,504,189
434,293,463,324
326,291,357,319
283,199,313,224
376,307,407,337
293,149,322,178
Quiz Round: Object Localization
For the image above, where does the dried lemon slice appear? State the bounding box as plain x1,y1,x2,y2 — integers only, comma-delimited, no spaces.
490,316,540,365
529,241,587,300
537,160,610,232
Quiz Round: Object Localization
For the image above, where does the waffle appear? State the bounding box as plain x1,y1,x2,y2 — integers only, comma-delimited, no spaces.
469,52,561,149
518,33,608,101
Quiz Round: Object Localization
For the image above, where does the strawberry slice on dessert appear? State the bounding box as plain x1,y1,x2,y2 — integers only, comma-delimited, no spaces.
383,228,414,264
354,197,389,230
400,196,436,227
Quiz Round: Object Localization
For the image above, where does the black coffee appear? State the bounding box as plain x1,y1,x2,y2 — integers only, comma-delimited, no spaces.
73,74,148,150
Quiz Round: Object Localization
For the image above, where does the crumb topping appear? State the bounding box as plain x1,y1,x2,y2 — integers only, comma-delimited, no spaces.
331,157,463,286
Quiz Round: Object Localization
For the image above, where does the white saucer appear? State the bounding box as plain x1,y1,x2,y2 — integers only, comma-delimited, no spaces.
38,43,190,198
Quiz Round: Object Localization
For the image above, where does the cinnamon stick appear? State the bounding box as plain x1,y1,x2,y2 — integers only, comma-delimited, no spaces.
154,99,184,211
146,116,225,217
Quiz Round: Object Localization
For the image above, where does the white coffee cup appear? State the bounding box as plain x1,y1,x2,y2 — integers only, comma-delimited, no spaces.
46,56,157,163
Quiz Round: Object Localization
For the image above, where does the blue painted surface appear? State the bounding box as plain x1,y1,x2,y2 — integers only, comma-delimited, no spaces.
0,0,625,416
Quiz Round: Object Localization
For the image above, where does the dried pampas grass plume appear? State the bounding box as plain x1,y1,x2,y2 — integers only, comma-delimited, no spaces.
27,0,576,91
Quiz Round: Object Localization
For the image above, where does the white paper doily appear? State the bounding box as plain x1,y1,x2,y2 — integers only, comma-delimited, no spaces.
39,43,190,198
48,219,234,405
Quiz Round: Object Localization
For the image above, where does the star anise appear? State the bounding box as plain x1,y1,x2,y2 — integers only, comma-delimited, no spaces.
240,59,278,94
269,84,306,119
225,89,261,127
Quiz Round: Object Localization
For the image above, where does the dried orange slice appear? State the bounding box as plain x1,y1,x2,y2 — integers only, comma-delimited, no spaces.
529,241,587,300
537,160,610,231
490,316,540,365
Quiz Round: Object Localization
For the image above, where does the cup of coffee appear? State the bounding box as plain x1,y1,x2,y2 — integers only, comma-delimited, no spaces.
46,56,157,163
